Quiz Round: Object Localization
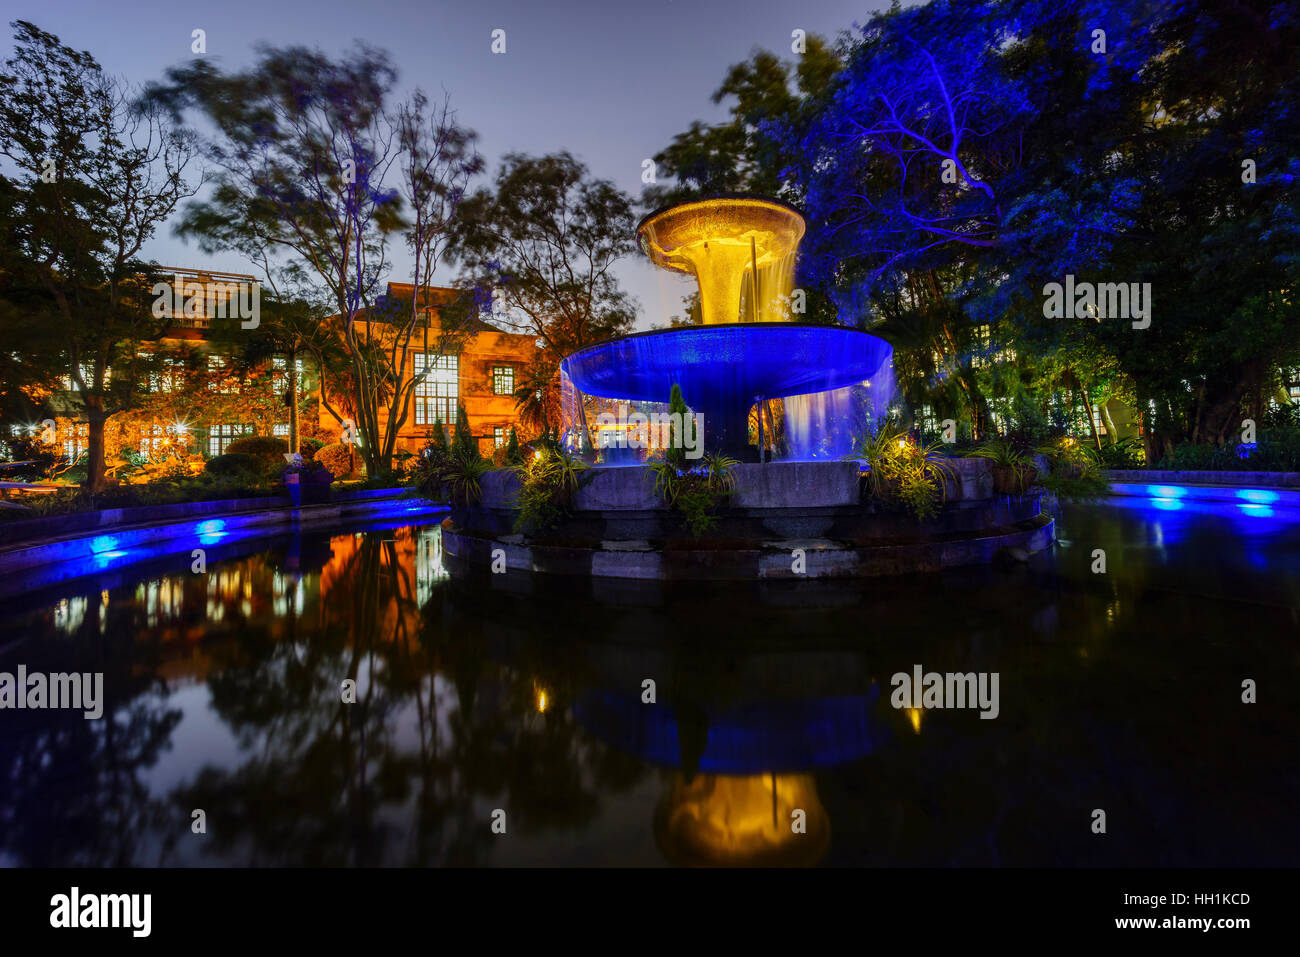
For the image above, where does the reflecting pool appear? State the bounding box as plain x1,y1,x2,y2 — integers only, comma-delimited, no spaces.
1,498,1297,866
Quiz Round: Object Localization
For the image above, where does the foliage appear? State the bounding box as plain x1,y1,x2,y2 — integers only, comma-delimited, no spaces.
963,437,1037,493
451,403,477,461
0,20,202,492
1095,436,1146,470
448,151,638,357
648,453,739,537
299,437,326,459
665,384,690,470
281,457,332,481
315,443,358,479
1155,429,1300,473
203,452,264,478
965,437,1031,469
224,436,290,460
0,472,284,522
441,447,494,506
846,423,956,520
504,427,523,466
510,445,591,534
1033,436,1109,501
429,415,449,453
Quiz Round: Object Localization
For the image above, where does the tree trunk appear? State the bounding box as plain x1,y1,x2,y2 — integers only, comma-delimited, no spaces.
1075,377,1103,451
288,353,300,457
84,397,108,494
1099,401,1119,443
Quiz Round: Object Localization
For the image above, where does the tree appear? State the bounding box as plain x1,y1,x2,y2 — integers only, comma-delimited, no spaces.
646,34,844,207
645,37,845,326
511,356,563,439
451,403,477,461
0,20,202,491
448,151,638,358
147,44,452,479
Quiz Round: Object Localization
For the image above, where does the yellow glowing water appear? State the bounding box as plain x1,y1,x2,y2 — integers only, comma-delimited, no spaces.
638,198,805,325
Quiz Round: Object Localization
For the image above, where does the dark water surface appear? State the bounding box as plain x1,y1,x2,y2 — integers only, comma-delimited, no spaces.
1,499,1297,866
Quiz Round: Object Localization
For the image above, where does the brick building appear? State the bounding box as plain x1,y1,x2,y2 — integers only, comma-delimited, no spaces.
22,270,538,471
322,282,539,458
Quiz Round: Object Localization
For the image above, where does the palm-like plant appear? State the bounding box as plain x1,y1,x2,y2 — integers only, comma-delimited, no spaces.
845,423,955,519
512,358,563,437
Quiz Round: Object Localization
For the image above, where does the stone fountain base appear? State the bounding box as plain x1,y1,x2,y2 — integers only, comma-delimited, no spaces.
439,459,1055,582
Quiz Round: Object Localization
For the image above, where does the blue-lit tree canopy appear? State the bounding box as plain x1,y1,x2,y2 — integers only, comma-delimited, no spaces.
651,0,1300,459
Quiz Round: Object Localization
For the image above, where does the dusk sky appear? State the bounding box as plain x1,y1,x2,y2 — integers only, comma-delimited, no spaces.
7,0,894,329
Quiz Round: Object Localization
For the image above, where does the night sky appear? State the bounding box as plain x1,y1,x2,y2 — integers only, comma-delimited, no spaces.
5,0,892,328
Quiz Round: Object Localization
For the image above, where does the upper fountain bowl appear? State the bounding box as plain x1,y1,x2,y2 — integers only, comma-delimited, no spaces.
637,195,806,269
638,196,807,326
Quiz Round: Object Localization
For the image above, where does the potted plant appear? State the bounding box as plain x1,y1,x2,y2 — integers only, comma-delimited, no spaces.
282,456,334,506
964,438,1037,494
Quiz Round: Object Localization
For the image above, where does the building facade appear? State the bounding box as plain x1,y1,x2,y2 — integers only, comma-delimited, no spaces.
22,270,537,473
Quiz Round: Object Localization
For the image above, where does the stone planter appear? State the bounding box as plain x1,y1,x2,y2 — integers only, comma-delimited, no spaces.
301,470,333,505
284,472,302,507
991,464,1037,494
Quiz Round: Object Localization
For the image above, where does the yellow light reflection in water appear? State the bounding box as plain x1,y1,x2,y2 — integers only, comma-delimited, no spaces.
654,773,830,867
908,707,923,734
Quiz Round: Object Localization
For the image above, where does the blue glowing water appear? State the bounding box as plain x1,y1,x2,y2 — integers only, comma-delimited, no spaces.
560,323,894,460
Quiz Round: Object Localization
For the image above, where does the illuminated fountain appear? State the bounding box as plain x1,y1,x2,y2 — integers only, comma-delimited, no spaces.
442,195,1055,582
560,196,894,462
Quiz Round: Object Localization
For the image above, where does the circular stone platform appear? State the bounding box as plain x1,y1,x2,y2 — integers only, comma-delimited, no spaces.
439,459,1055,581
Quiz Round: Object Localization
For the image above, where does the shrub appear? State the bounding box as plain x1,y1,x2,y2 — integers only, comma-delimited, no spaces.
204,452,264,477
299,437,326,459
648,452,738,537
1096,436,1146,469
412,443,451,497
315,443,357,478
444,448,495,506
451,404,477,461
665,384,691,470
1155,429,1300,472
225,435,289,460
848,423,956,518
511,445,591,533
504,427,523,466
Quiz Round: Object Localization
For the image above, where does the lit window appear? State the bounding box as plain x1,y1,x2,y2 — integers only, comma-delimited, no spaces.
63,363,106,391
272,357,306,394
492,365,515,395
273,424,289,438
414,354,458,426
207,355,237,394
494,426,506,448
62,422,89,464
208,424,252,456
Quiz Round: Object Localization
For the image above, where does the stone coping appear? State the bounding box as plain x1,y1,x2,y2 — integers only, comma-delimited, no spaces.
481,457,993,512
1105,469,1300,487
0,492,443,579
0,485,416,549
442,512,1054,581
